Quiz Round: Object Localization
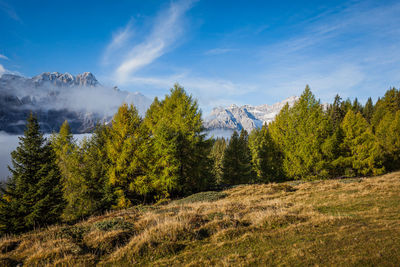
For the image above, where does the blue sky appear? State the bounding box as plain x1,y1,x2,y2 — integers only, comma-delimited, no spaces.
1,0,400,112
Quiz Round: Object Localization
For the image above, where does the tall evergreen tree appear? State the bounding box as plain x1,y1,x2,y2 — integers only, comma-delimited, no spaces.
363,97,374,123
352,98,363,114
0,113,64,234
328,94,345,131
222,130,253,185
248,125,282,183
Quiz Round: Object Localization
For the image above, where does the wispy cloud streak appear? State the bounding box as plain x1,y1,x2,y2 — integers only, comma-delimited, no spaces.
104,1,195,84
0,0,21,22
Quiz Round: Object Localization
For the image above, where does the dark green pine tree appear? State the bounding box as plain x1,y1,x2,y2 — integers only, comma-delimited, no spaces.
221,130,253,185
248,125,283,183
363,97,374,123
352,98,363,114
328,94,345,131
0,113,64,235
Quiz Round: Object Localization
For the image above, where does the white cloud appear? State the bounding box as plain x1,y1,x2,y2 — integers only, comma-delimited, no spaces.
0,54,8,60
102,20,134,65
121,72,256,111
255,1,400,103
104,1,195,84
0,64,5,76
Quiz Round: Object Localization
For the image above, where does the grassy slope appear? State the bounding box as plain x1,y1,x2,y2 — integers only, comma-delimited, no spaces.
1,172,400,266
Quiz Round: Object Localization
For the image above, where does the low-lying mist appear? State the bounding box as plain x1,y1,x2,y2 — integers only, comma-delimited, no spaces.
0,132,91,182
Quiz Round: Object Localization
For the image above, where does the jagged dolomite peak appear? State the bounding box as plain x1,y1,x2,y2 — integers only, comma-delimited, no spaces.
204,96,299,133
0,72,151,134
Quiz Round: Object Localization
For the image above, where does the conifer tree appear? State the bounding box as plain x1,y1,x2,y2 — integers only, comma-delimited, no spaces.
51,121,82,220
269,86,329,179
52,121,113,220
248,125,282,182
375,110,400,171
371,87,400,127
210,138,227,185
222,130,253,185
335,110,385,176
107,103,148,208
328,94,345,131
144,84,213,196
81,124,114,211
363,97,374,123
352,98,363,114
0,113,64,234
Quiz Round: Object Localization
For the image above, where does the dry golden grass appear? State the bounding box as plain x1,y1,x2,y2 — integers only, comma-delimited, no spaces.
1,171,400,266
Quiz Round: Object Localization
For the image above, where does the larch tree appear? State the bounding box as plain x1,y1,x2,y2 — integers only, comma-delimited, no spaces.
210,138,227,186
106,103,149,208
144,84,213,197
335,110,385,176
269,86,329,180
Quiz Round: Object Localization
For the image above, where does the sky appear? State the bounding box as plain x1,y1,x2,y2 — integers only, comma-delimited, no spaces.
1,0,400,112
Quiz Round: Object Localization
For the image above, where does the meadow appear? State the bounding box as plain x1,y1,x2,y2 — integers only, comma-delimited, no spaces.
1,171,399,266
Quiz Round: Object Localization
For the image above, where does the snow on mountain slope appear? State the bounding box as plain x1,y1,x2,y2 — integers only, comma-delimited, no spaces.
204,96,299,133
0,72,152,133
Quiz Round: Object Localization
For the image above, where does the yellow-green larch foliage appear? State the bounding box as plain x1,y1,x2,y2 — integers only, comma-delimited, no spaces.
210,138,227,185
375,110,400,170
51,120,77,183
336,110,385,176
144,84,212,197
51,120,86,221
269,86,329,180
107,103,148,208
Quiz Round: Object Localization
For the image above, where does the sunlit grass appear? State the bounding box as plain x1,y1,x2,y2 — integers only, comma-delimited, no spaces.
1,171,400,266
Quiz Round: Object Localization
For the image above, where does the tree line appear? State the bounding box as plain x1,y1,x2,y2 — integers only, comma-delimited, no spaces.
1,84,399,235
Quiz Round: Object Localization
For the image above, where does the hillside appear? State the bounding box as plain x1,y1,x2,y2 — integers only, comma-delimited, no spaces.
1,171,399,266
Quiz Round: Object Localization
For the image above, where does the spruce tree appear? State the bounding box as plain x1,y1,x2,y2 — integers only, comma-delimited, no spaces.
248,125,282,183
363,97,374,123
328,94,345,131
222,130,253,185
0,113,64,234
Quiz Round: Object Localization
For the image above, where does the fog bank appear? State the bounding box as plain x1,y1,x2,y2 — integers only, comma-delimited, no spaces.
0,132,91,182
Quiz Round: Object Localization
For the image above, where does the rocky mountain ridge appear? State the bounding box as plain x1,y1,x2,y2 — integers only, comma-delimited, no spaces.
204,96,299,133
0,72,151,134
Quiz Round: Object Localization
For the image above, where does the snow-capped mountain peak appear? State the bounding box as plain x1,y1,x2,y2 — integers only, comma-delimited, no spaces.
204,96,299,133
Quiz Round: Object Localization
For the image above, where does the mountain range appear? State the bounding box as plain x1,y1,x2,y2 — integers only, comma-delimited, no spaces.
0,72,151,133
0,71,299,135
204,96,299,133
